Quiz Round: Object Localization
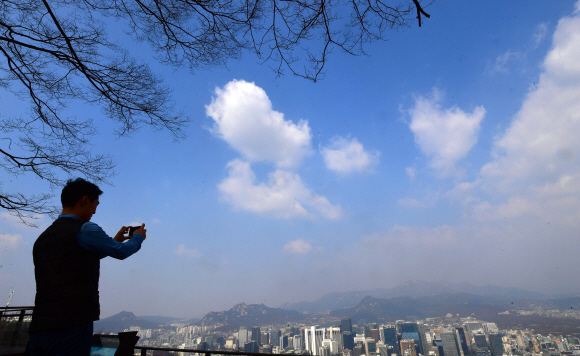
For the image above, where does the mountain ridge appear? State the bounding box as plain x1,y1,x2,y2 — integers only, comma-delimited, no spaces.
279,280,548,313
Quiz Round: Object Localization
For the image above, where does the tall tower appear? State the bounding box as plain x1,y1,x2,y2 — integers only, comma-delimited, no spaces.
380,326,399,354
341,318,353,333
440,329,460,356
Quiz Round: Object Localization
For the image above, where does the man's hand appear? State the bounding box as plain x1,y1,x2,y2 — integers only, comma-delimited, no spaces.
134,223,147,240
114,226,130,242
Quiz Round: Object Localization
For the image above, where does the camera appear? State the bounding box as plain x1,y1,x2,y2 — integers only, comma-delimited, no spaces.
128,226,141,237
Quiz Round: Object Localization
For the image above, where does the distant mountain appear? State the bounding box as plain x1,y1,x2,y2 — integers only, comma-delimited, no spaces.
94,311,165,333
329,293,509,323
197,303,306,330
280,280,548,313
139,315,183,324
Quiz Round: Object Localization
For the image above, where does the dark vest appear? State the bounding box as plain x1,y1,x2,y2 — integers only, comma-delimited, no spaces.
29,217,101,333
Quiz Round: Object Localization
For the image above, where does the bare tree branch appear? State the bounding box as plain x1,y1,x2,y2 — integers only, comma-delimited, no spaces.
0,0,431,221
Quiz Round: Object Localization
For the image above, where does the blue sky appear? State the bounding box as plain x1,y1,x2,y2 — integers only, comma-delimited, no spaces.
2,1,580,319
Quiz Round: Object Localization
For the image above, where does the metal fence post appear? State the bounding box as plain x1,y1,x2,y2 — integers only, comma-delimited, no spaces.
10,309,25,347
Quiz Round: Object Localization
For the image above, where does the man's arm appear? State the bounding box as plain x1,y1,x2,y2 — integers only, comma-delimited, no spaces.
77,222,144,260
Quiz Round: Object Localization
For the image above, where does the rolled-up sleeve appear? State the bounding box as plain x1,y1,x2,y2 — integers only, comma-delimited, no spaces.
77,222,143,260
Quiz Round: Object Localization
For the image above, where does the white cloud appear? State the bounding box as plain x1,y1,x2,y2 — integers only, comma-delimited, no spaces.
480,7,580,192
488,50,522,74
405,167,416,179
408,88,485,178
450,6,580,230
206,80,312,168
321,137,379,173
283,239,313,254
0,233,22,248
175,244,203,258
218,159,342,220
533,22,549,48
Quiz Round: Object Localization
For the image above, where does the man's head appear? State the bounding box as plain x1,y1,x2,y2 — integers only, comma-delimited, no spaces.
61,178,103,221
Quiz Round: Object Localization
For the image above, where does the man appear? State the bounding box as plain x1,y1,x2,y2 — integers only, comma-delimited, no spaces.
27,178,147,355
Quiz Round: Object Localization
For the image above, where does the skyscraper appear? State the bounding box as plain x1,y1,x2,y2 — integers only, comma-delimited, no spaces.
343,332,355,351
473,334,491,356
280,335,289,349
270,330,281,347
245,341,258,353
380,326,399,354
239,327,249,347
294,335,303,351
400,340,418,356
252,327,261,345
401,323,423,355
488,334,504,356
261,332,269,346
440,330,460,356
455,328,470,356
341,318,353,333
370,329,380,343
365,337,377,355
305,326,325,355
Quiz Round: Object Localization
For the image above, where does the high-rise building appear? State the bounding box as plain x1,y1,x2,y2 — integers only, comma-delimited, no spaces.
280,335,289,349
261,332,270,346
488,334,504,356
239,327,249,347
343,332,355,351
341,318,353,333
370,330,380,343
270,330,281,347
353,345,363,356
216,336,225,348
365,338,377,355
482,324,499,335
400,340,418,356
473,334,491,356
226,337,236,350
380,326,399,354
205,336,213,349
320,345,332,356
401,323,423,355
305,326,325,355
455,328,470,356
440,330,460,356
419,324,429,356
377,342,392,356
294,335,303,351
262,345,272,354
323,339,339,355
252,327,261,344
245,341,259,353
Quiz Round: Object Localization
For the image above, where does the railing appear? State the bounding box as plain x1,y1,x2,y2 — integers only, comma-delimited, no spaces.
0,306,34,356
1,307,307,356
133,347,290,356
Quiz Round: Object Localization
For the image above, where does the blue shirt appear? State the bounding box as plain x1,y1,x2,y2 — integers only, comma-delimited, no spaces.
59,214,144,260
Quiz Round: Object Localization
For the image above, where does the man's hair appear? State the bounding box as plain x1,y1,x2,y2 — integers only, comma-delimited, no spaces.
61,178,103,208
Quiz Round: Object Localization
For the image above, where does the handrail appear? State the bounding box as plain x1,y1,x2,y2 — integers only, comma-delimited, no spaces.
0,306,33,349
0,307,34,311
134,347,306,356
